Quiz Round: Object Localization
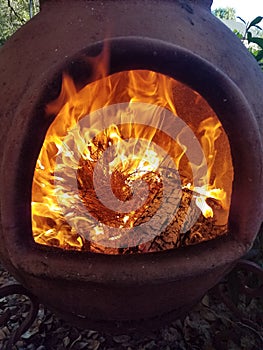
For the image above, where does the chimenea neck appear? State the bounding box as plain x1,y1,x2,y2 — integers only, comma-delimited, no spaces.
39,0,213,10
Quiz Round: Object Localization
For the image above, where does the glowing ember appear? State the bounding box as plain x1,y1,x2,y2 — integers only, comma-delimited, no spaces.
31,64,233,253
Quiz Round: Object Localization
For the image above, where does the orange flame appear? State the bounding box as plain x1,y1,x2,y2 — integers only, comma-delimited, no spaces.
31,53,233,251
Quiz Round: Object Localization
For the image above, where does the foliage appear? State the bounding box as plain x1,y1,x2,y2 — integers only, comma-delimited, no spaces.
213,7,263,71
0,0,39,46
234,16,263,69
213,7,236,20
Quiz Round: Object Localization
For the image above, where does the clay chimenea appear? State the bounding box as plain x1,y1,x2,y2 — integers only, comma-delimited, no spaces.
0,0,262,332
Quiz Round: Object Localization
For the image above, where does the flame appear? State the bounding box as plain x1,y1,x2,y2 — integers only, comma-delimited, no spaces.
31,56,233,251
183,183,226,218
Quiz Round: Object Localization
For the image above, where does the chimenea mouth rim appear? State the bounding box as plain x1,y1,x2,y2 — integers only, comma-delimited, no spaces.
1,37,262,282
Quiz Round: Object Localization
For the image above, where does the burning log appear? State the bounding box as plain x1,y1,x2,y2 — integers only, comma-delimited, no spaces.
75,152,227,255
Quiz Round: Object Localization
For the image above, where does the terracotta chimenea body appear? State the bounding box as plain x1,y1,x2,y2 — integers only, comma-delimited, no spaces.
0,0,262,331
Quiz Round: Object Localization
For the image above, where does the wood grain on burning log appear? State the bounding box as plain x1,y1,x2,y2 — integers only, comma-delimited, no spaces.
75,157,227,255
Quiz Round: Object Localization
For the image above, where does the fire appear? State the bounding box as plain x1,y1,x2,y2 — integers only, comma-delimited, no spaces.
32,59,233,252
182,183,226,219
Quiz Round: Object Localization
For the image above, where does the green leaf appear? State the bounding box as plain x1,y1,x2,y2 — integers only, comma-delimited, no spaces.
247,31,252,43
255,50,263,62
233,29,243,39
249,37,263,49
237,16,246,25
247,16,263,30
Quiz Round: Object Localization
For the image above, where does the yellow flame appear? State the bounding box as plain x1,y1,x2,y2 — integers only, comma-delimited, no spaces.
32,65,233,251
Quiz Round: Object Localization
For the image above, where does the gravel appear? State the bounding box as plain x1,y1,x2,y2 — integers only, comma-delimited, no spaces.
0,254,262,350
